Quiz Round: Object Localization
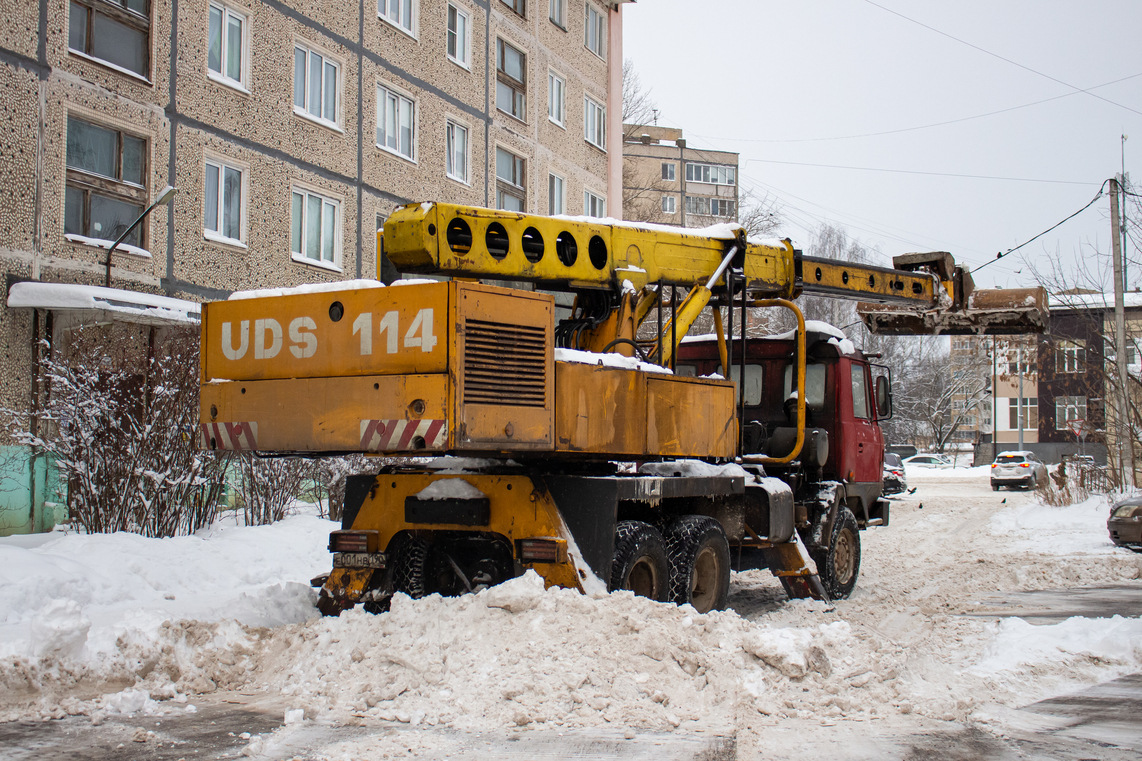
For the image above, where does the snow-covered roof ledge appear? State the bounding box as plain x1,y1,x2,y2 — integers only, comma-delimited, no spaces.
6,281,201,326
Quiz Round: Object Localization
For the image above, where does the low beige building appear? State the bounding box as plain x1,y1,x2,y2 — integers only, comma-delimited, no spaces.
0,0,628,534
622,124,739,227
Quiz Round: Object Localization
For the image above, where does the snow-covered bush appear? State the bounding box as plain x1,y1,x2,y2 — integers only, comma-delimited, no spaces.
5,324,231,537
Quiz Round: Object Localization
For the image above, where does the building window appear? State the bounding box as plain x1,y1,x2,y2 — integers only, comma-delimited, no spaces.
379,0,415,35
377,84,415,160
64,116,147,248
584,3,605,58
1055,396,1086,431
584,95,606,150
661,162,676,181
547,71,565,126
584,190,605,218
291,188,340,265
446,4,469,67
685,196,736,218
294,43,340,127
68,0,151,78
495,147,526,211
1055,340,1086,373
204,157,244,245
549,0,564,28
1007,397,1037,430
501,0,525,17
207,2,246,88
496,39,526,121
445,120,468,183
548,173,564,215
661,195,676,214
686,162,736,185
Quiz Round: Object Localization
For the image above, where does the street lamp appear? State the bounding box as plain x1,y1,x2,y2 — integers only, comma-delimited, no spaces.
103,184,177,288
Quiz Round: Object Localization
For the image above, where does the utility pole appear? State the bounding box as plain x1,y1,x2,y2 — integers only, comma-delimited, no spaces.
1110,177,1135,488
1017,343,1024,450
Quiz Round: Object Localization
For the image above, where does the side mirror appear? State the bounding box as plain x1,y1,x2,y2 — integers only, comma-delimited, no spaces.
875,375,892,419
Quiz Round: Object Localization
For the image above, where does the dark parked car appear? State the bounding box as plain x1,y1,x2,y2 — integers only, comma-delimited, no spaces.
883,453,907,495
1108,494,1142,553
990,451,1048,490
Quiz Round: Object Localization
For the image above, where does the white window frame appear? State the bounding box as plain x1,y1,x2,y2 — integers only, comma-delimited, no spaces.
548,173,565,215
293,41,342,131
661,195,676,214
547,70,565,127
686,162,736,186
585,3,606,59
446,3,470,69
207,1,249,92
376,83,417,161
661,162,676,181
203,155,247,247
290,185,342,270
495,146,526,212
496,37,527,122
1055,396,1087,431
549,0,565,28
445,118,470,185
584,95,605,150
378,0,417,37
583,189,605,218
1055,340,1086,374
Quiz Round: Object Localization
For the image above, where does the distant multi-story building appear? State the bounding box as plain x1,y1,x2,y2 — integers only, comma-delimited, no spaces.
621,124,739,227
0,0,628,534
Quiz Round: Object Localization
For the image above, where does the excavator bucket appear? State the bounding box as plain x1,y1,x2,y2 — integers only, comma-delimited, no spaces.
858,287,1048,335
855,252,1048,336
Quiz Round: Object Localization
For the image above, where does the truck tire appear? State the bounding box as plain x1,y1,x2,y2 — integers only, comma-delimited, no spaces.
391,534,430,599
812,507,860,600
609,520,669,602
662,515,731,613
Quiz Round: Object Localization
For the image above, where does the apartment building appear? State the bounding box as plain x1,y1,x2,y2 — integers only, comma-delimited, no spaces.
0,0,627,534
621,124,739,227
974,292,1142,475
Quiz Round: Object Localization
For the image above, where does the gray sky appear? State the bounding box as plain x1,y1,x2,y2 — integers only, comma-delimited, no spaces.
622,0,1142,291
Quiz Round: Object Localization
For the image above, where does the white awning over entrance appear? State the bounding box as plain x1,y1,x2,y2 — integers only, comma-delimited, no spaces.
6,282,201,326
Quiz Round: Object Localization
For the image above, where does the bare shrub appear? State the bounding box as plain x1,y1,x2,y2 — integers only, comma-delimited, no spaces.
5,324,230,537
233,454,315,526
305,455,379,521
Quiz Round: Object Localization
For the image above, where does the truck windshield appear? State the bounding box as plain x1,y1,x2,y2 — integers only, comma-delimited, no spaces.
782,363,825,409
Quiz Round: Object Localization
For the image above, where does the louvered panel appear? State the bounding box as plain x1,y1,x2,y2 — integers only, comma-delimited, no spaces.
463,319,548,407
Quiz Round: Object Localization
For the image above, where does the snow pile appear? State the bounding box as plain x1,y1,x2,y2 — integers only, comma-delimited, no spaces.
0,513,333,720
988,494,1116,554
243,572,873,732
554,347,672,375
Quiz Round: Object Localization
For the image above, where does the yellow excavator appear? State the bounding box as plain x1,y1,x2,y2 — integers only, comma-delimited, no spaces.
198,203,1046,614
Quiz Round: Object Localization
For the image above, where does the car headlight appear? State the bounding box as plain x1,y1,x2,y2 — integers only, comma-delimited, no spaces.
1111,504,1142,519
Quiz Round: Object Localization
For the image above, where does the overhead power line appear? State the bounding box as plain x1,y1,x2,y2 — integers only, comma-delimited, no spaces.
862,0,1142,118
693,72,1142,145
971,182,1109,274
745,157,1097,186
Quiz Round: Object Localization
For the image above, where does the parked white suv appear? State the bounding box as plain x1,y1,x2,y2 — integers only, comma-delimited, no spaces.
991,451,1048,490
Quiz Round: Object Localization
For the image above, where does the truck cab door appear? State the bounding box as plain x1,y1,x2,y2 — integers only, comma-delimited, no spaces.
842,360,883,484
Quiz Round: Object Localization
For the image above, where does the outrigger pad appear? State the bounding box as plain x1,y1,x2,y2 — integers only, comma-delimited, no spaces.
858,287,1048,336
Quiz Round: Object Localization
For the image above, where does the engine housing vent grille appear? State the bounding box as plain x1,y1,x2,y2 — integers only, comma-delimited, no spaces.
462,319,548,407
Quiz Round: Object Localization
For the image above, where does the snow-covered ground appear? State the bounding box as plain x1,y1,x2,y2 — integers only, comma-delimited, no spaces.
1,469,1140,759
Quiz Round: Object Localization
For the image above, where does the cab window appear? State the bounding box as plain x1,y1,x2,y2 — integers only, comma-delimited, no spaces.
782,363,825,410
851,365,870,419
717,363,763,406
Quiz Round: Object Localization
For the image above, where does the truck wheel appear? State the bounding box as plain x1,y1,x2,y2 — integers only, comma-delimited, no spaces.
391,535,430,599
812,507,860,600
662,515,731,613
609,520,669,602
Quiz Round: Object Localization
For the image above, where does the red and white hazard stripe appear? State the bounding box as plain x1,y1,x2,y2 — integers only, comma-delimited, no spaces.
360,419,447,452
199,422,258,450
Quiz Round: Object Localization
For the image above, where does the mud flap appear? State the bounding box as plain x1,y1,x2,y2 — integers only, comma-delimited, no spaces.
319,567,378,616
761,534,828,601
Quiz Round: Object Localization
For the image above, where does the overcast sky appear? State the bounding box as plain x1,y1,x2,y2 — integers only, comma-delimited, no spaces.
622,0,1142,292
